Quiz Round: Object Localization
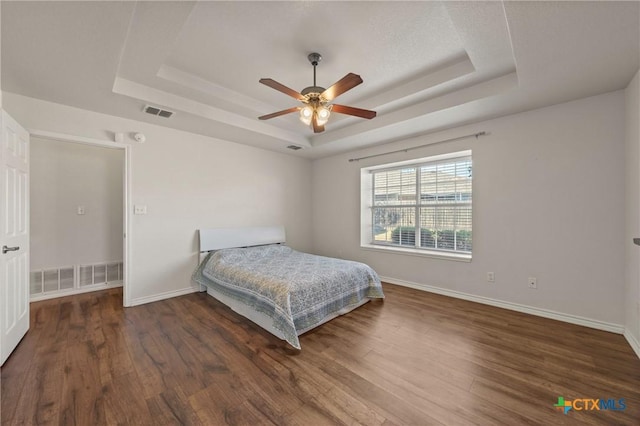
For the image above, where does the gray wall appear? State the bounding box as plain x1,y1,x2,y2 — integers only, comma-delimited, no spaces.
30,138,123,270
6,93,312,304
312,91,626,327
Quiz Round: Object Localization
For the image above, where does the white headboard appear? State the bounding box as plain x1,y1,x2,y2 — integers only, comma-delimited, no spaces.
198,226,286,252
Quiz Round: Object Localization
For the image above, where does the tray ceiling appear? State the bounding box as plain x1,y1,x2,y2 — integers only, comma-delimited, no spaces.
2,1,638,158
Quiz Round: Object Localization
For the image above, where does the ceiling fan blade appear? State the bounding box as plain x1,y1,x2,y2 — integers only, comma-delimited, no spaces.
312,116,325,133
259,78,305,101
321,73,363,101
258,107,300,120
331,104,377,119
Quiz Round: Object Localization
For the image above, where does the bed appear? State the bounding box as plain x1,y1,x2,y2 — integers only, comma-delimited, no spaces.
192,226,384,349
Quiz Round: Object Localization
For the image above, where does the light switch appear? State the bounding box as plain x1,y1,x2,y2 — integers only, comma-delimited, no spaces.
134,205,147,215
77,206,85,215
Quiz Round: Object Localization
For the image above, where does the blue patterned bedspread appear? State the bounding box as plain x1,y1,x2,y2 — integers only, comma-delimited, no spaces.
192,245,384,349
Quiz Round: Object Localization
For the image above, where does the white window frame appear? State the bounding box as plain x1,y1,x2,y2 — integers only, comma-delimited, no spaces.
360,150,472,262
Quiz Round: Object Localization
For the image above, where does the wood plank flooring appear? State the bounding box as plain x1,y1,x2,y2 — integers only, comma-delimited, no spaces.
2,284,639,425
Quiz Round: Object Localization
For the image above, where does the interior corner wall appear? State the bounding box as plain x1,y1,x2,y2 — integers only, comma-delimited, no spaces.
625,68,640,353
1,2,3,109
312,90,626,327
3,92,312,304
30,137,123,271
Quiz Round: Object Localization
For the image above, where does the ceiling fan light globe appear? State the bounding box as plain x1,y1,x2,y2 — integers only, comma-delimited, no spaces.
317,106,330,119
316,116,329,126
301,105,313,117
316,106,331,126
299,105,313,125
299,116,312,126
316,106,329,126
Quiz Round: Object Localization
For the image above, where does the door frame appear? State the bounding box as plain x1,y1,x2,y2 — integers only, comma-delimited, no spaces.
29,130,132,307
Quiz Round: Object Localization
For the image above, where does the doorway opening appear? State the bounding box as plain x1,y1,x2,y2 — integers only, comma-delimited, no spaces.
28,131,130,306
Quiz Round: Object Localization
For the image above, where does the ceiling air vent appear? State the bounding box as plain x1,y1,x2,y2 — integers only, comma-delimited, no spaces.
143,105,174,118
287,145,302,150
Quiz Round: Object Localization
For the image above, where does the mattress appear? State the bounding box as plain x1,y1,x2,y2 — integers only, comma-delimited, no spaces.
192,244,384,349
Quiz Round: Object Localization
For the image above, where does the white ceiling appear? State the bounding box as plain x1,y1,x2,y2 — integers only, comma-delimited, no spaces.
2,1,638,159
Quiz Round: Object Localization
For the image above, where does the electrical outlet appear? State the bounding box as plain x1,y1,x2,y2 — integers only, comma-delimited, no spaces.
77,206,85,215
487,272,495,283
528,277,537,289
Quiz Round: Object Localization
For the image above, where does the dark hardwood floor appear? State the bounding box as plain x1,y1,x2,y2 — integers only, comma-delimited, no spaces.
1,284,639,425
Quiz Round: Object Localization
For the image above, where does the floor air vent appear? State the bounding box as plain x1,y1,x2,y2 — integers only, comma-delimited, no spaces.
30,262,123,297
79,262,123,287
30,266,75,295
143,105,174,118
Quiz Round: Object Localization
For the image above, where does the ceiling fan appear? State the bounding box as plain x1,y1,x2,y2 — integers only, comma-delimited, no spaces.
258,53,376,133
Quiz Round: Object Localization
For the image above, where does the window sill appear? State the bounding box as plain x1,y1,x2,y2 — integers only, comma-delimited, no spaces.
360,244,472,262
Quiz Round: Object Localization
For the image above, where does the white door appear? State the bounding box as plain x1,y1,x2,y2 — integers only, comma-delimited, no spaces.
0,110,30,366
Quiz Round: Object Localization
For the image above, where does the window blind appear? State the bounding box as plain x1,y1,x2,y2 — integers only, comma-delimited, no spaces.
371,154,472,253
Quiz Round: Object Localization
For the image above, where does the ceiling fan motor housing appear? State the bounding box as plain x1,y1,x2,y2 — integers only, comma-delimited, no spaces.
307,52,322,66
301,86,326,98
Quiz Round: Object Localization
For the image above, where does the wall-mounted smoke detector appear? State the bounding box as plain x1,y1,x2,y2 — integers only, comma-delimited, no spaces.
286,145,302,150
133,132,146,143
143,105,174,118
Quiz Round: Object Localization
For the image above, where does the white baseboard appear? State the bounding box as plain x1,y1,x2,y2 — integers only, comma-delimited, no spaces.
129,286,200,307
624,329,640,359
30,281,123,302
380,276,625,334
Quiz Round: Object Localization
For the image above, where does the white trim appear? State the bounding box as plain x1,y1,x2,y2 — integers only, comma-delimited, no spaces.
380,276,625,334
361,244,471,262
129,286,200,307
624,329,640,359
29,130,127,149
30,282,123,302
123,146,132,307
29,129,132,307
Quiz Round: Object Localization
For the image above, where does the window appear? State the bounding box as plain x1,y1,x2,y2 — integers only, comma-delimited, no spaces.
361,151,472,259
